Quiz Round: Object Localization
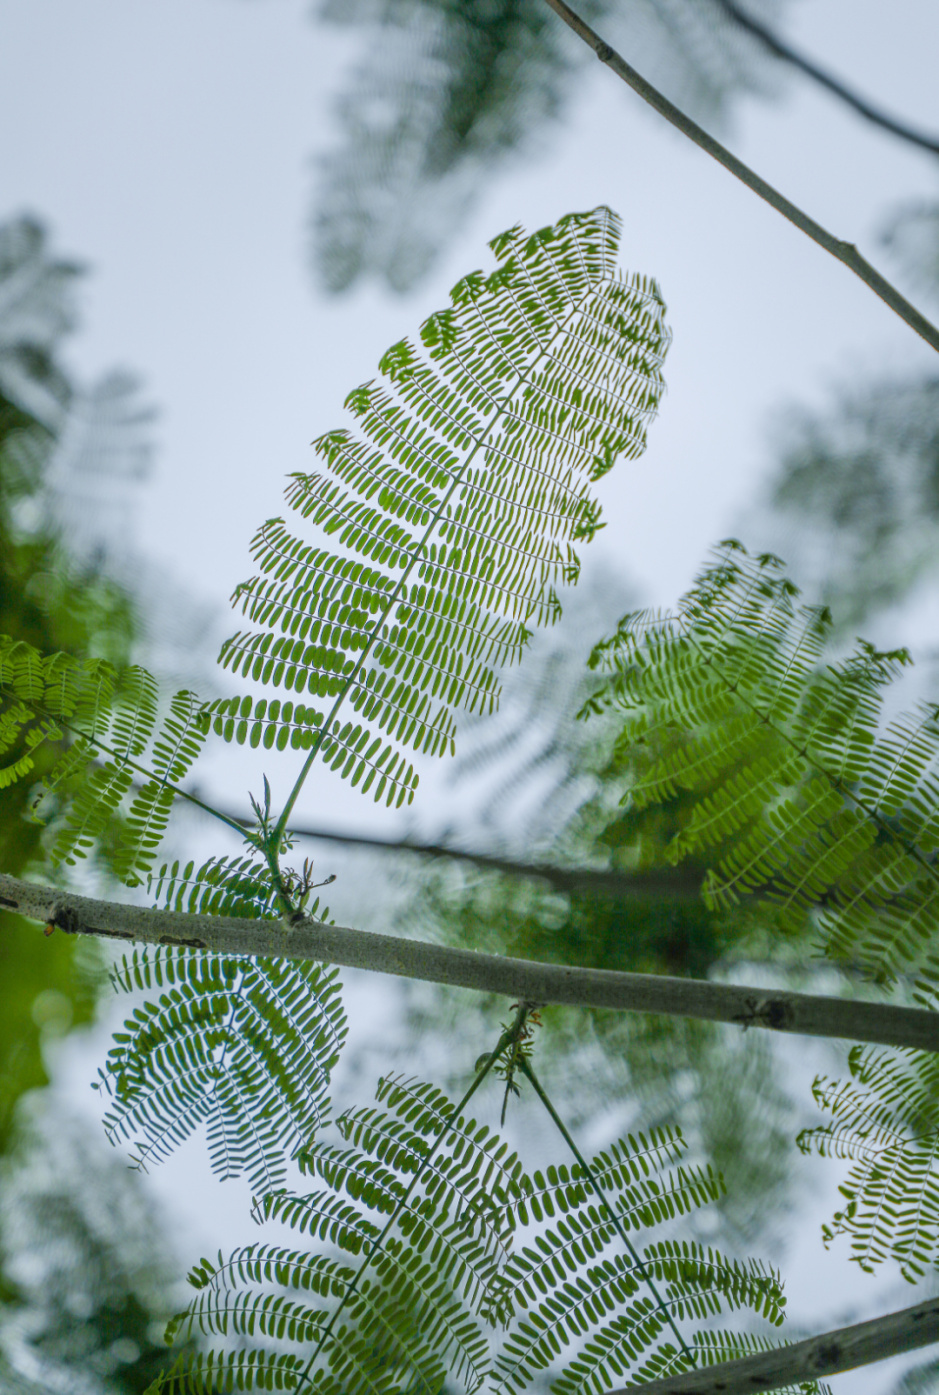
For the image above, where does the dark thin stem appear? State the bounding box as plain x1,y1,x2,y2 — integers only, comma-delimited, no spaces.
519,1055,696,1369
714,0,939,158
292,1005,530,1393
540,0,939,355
181,794,702,902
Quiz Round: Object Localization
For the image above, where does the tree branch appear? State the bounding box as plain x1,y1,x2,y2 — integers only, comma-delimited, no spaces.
714,0,939,159
2,872,936,1053
195,799,705,902
610,1296,939,1394
540,0,939,356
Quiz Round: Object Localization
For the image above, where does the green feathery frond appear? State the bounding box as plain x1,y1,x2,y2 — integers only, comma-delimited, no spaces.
798,1045,939,1283
0,635,207,882
149,853,282,919
210,206,669,813
154,1073,812,1395
489,1166,781,1395
147,851,331,922
94,940,347,1195
584,540,939,1005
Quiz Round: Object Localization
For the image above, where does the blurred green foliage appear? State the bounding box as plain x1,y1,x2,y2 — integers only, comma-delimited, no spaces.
0,218,145,1148
0,214,189,1393
0,1106,185,1394
762,374,939,632
391,596,811,1249
313,0,788,290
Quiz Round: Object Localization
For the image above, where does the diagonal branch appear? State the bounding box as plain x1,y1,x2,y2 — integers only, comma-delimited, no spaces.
713,0,939,159
540,0,939,355
285,824,703,898
2,872,935,1054
519,1054,696,1367
183,795,704,902
609,1295,939,1394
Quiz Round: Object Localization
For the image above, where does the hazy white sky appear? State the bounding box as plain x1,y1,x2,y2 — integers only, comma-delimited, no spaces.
4,2,939,1388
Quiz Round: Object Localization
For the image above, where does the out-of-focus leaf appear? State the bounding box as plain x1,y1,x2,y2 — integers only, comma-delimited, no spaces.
0,1104,182,1394
0,217,78,429
313,0,789,291
762,376,939,628
882,195,939,303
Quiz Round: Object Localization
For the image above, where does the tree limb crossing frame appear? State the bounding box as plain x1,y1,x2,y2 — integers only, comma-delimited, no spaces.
613,1297,939,1394
2,873,935,1054
540,0,939,355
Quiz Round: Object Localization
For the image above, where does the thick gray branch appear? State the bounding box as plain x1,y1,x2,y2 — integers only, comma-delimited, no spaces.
540,0,939,356
2,873,936,1053
611,1296,939,1394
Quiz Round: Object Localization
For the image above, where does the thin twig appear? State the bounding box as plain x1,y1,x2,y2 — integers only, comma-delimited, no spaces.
3,873,936,1053
185,796,703,902
714,0,939,158
540,0,939,355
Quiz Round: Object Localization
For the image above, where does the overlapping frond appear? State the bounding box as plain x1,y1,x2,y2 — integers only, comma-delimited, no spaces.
154,1074,809,1394
489,1157,779,1395
147,852,330,922
211,206,669,807
95,941,347,1195
585,540,939,1005
798,1045,939,1282
0,634,206,883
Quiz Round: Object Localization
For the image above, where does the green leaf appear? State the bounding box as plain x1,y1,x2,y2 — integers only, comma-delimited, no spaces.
158,1076,798,1395
97,943,347,1195
586,541,939,1006
214,207,669,808
0,635,207,882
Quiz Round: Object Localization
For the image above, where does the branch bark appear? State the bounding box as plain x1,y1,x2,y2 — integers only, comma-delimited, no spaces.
610,1296,939,1394
540,0,939,356
198,803,705,902
2,873,936,1053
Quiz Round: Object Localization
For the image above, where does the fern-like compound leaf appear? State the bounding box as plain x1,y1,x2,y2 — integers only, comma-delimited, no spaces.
798,1045,939,1282
157,1075,803,1394
586,541,939,1006
211,206,669,807
0,635,207,882
96,938,347,1195
489,1170,767,1394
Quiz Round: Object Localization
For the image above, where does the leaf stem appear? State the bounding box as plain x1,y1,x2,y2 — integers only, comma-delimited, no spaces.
519,1054,696,1370
292,1004,531,1392
270,269,606,843
540,0,939,355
